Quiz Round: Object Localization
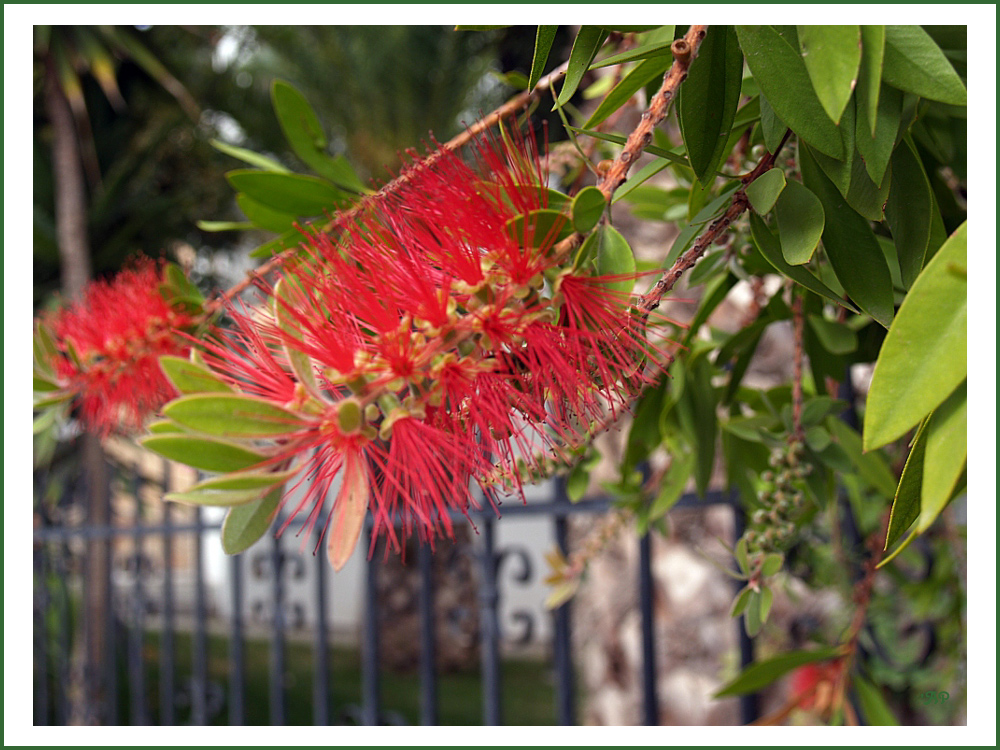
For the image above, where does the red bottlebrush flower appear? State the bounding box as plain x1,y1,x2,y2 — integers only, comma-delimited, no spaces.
173,123,671,567
46,258,195,436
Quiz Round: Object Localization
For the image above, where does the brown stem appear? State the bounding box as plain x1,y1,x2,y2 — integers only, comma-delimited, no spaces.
594,25,709,201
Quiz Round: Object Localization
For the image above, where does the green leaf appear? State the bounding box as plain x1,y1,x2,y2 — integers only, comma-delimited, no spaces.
166,486,270,508
825,417,897,498
730,586,753,618
799,147,894,328
226,170,348,217
140,434,267,473
714,647,843,697
734,537,750,575
249,227,306,259
885,138,933,289
845,151,891,222
272,80,365,193
759,585,774,623
881,25,967,106
273,276,322,397
678,25,743,186
774,180,825,265
745,168,785,214
188,468,297,492
590,26,675,69
506,209,572,248
147,419,186,434
649,448,695,519
736,25,844,158
221,487,282,555
584,54,672,130
529,26,559,91
593,225,637,297
612,157,672,204
854,675,900,725
918,381,966,532
571,186,606,233
163,394,307,438
159,356,234,395
196,220,254,233
570,127,690,169
749,213,856,311
761,553,784,577
758,93,787,155
211,138,289,173
858,26,886,136
883,419,929,550
555,26,609,108
686,356,718,497
807,315,857,355
863,221,966,450
744,594,763,636
855,84,901,188
236,193,297,234
797,25,862,124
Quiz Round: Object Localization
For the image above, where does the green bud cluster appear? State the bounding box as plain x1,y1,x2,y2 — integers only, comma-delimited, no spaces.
742,439,812,559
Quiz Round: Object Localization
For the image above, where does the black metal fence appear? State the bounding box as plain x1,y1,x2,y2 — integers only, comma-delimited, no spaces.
32,455,758,727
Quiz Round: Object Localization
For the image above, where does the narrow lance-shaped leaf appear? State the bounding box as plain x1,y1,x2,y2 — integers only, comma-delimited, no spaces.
858,26,885,136
160,356,234,395
328,451,369,571
774,180,825,265
529,26,559,91
714,647,843,697
881,25,967,106
140,434,268,473
221,487,282,555
226,170,348,217
584,55,672,130
863,221,966,450
885,137,934,289
555,26,609,108
164,393,308,438
797,25,862,125
882,418,929,552
918,381,966,532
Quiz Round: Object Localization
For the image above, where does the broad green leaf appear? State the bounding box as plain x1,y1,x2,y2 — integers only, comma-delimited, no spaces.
328,453,369,571
584,55,672,130
594,225,637,297
678,25,743,186
854,675,900,725
761,553,783,577
730,586,753,618
221,487,282,555
807,315,857,355
736,25,844,158
745,168,785,214
529,26,559,91
505,209,572,248
272,80,366,193
714,647,843,697
166,486,270,508
775,180,825,265
237,193,297,234
863,221,966,450
826,417,897,498
918,381,966,532
589,26,675,69
140,434,267,473
797,25,862,125
855,84,902,187
858,26,886,135
885,138,933,289
881,25,967,106
749,213,856,312
159,355,233,395
799,147,894,328
555,26,609,108
883,419,929,550
744,591,763,636
845,152,890,222
226,170,348,217
758,93,787,155
571,186,606,233
759,585,774,624
211,138,289,173
164,393,307,437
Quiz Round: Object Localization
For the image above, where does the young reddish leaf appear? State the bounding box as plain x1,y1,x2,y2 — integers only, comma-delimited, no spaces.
221,487,282,555
140,434,267,473
327,452,370,571
863,222,966,450
163,393,307,438
714,647,843,697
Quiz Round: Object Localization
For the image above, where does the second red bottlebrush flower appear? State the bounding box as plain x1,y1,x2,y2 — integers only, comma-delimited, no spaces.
157,125,672,568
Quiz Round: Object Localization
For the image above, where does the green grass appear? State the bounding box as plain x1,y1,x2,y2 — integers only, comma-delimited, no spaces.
134,630,558,726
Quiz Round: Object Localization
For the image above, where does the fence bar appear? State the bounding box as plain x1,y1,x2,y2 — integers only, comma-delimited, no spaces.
229,553,245,725
269,534,287,725
638,531,658,725
101,480,118,726
478,517,503,726
128,469,148,724
191,507,208,726
313,531,331,726
552,478,575,726
417,541,438,726
361,531,381,726
731,497,759,725
55,543,71,726
160,487,176,726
